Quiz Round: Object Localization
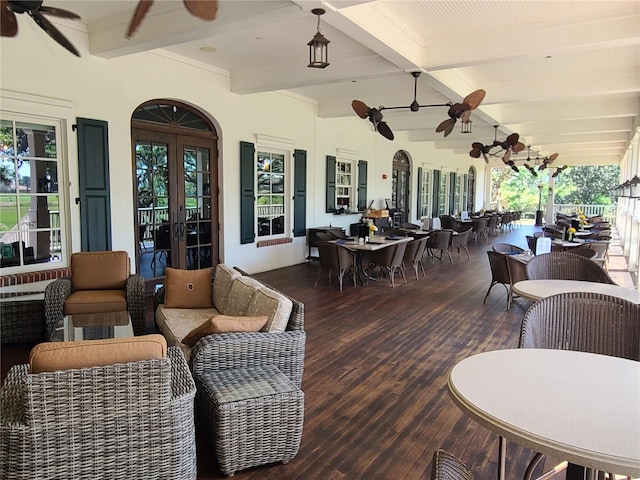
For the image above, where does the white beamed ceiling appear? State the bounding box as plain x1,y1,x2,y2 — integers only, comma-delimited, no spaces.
46,0,640,166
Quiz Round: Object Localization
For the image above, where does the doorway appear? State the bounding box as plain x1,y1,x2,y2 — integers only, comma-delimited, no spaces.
392,150,411,224
131,101,219,284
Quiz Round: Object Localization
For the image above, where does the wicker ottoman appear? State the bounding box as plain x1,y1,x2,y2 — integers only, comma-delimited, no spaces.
195,365,304,477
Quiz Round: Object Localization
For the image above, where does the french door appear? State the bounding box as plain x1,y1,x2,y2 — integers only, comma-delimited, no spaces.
132,127,218,282
392,150,411,224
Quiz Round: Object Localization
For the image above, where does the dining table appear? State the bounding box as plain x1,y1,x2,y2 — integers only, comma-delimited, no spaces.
334,236,412,284
448,348,640,480
512,279,640,304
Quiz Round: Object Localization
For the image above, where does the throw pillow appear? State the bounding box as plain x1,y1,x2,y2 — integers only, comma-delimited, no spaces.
181,314,269,346
164,267,213,308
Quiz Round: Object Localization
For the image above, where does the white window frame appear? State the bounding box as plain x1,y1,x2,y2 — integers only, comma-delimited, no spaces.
0,99,71,273
454,170,463,215
335,148,359,212
419,166,433,218
439,169,449,216
254,134,293,240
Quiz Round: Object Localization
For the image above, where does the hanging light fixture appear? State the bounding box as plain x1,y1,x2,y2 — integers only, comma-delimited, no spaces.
460,120,472,134
629,175,640,198
307,8,330,69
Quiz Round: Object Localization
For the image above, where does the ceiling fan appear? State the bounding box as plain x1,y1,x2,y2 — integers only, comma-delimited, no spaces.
351,72,486,141
552,165,568,178
469,125,524,168
538,153,559,171
1,0,81,56
127,0,219,38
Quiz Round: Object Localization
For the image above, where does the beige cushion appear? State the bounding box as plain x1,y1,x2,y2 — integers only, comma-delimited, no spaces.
222,276,263,316
246,286,293,332
71,251,129,291
182,315,269,346
212,264,241,312
155,304,220,361
63,289,127,315
29,334,167,374
164,267,213,308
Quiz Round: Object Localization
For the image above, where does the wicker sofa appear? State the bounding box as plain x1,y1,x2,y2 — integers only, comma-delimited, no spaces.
0,335,197,480
154,264,306,388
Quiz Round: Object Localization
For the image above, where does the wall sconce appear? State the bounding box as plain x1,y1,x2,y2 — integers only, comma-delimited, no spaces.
629,175,640,198
621,180,631,197
307,8,330,69
460,120,472,134
382,174,388,179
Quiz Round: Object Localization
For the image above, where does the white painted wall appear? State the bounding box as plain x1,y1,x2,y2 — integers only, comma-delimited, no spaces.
0,23,485,275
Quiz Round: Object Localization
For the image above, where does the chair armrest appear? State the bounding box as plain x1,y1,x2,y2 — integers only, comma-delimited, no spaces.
168,346,196,401
0,364,28,425
126,273,146,336
190,329,306,389
44,278,71,341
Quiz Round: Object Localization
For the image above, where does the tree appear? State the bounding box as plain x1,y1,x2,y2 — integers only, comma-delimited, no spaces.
553,165,619,204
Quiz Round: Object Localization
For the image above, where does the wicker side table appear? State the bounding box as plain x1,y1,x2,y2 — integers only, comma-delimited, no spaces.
195,365,304,477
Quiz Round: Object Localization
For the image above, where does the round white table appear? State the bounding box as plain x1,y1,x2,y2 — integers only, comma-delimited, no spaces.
448,349,640,478
512,279,640,304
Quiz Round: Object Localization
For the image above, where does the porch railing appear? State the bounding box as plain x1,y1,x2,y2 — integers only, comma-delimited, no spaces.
553,204,617,225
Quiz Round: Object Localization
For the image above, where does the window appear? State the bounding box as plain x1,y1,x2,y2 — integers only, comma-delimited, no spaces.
256,148,288,238
454,173,462,214
335,159,354,210
418,167,432,218
0,115,67,270
438,171,448,215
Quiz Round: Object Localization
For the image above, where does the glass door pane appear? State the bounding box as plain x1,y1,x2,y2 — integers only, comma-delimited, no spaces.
135,137,171,280
181,139,213,270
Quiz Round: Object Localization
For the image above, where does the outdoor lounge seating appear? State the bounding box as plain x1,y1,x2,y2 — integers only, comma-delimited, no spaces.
43,251,145,341
0,335,197,480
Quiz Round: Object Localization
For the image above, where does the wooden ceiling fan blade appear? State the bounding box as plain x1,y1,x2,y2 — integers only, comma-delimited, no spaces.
30,10,79,56
505,132,519,146
377,121,394,141
126,0,154,38
1,3,18,37
469,149,481,159
351,100,369,119
443,122,455,137
436,118,454,133
512,142,525,153
184,0,218,21
548,153,559,162
463,89,486,110
38,6,81,20
503,149,512,162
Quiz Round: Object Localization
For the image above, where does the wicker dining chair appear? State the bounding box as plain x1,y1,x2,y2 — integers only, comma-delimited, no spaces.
471,217,487,242
315,241,356,291
368,242,407,287
492,243,525,254
430,449,473,480
525,251,615,284
567,247,597,260
402,236,428,280
483,251,511,308
450,228,472,260
586,240,610,268
0,338,197,480
426,229,453,264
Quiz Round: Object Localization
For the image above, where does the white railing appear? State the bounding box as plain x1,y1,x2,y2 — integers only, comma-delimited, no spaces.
256,205,284,218
137,207,201,227
554,204,617,225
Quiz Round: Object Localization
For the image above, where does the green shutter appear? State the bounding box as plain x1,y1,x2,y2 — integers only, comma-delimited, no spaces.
326,156,336,213
357,160,368,211
449,172,456,215
240,141,255,244
463,173,468,212
432,170,440,218
76,117,111,252
417,167,423,217
293,149,307,237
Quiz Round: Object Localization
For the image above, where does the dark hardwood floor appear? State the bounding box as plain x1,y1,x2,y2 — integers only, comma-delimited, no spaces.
3,224,587,479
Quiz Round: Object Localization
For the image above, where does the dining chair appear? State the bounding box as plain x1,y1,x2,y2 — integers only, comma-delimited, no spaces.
426,229,453,264
430,449,473,480
368,242,407,288
505,254,528,310
483,251,511,308
525,251,615,284
471,217,487,243
586,240,610,268
486,215,499,236
519,291,640,480
314,241,356,291
492,243,524,254
567,247,597,260
402,237,428,280
450,228,472,260
525,235,537,254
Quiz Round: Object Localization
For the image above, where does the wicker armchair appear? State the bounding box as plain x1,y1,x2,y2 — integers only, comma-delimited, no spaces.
155,269,306,389
44,251,145,341
450,228,472,260
493,243,524,254
0,345,197,480
368,242,408,287
430,449,473,480
427,229,453,263
484,251,512,309
519,292,640,360
525,251,615,284
471,217,487,242
402,236,428,280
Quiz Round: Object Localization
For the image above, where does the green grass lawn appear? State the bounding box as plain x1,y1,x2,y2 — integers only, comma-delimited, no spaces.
0,195,58,231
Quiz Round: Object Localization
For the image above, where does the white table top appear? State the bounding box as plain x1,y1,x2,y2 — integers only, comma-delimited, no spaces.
512,279,640,304
335,236,412,251
448,349,640,477
552,238,585,247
